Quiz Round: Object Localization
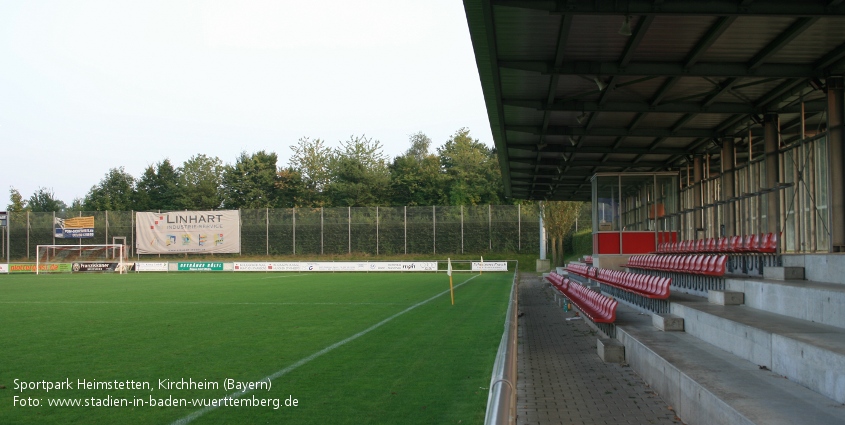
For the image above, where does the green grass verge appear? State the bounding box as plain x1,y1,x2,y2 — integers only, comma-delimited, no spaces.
0,271,512,425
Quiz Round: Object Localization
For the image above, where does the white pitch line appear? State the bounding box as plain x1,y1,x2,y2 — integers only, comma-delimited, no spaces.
171,274,481,425
0,301,408,306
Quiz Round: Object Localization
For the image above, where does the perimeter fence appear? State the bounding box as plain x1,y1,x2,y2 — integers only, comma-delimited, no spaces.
2,205,540,260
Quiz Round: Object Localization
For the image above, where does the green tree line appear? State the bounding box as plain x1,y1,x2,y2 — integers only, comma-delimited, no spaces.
8,129,506,212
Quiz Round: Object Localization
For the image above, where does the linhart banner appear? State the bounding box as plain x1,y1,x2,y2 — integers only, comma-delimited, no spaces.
135,211,241,254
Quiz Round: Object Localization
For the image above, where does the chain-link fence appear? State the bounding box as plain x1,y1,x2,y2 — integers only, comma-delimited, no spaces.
2,205,540,260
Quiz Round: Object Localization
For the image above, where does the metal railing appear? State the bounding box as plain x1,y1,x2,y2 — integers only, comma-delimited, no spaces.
484,264,519,425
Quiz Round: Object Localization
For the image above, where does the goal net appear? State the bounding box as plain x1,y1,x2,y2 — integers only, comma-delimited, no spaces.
36,244,128,275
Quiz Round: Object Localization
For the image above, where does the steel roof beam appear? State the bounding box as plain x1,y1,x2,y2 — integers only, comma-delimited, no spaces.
491,0,845,16
503,99,827,114
507,125,763,138
499,60,826,78
509,144,690,155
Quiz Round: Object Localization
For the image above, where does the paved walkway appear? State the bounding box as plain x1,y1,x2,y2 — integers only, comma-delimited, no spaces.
516,273,682,425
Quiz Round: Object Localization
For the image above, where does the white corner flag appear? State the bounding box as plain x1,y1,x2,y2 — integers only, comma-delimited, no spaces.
447,258,454,305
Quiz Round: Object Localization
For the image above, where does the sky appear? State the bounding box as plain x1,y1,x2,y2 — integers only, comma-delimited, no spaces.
0,0,493,205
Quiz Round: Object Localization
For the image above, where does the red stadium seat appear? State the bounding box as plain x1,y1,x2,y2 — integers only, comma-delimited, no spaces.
717,237,729,252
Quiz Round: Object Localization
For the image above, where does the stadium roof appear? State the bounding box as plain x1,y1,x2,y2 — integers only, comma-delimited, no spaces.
463,0,845,201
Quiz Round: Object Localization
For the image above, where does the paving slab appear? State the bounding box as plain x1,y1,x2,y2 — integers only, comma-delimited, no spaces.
517,274,681,425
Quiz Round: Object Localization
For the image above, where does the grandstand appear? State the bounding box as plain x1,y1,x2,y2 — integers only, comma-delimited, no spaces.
465,1,845,424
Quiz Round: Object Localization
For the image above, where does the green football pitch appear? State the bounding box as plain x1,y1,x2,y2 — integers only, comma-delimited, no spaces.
0,271,513,425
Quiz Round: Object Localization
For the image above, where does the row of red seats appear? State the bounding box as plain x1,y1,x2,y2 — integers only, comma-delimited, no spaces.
595,269,670,299
627,254,727,276
583,255,593,264
566,263,597,279
656,233,777,254
548,273,617,323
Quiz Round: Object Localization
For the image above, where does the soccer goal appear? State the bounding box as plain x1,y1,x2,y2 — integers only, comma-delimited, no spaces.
36,244,128,275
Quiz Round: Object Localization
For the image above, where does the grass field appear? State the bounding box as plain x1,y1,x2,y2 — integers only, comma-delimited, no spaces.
0,271,513,425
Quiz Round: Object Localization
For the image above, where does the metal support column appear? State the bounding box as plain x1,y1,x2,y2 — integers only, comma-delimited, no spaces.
722,138,736,236
828,77,845,251
764,113,780,235
693,155,703,238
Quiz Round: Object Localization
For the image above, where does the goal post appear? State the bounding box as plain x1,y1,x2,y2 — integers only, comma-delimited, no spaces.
36,244,128,275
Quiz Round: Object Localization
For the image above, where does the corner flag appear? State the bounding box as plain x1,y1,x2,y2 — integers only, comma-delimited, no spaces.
447,258,454,305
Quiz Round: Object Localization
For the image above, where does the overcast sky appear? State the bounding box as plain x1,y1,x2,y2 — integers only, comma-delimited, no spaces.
0,1,493,205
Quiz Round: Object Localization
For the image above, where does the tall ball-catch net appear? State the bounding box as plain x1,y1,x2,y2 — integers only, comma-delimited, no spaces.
36,244,128,274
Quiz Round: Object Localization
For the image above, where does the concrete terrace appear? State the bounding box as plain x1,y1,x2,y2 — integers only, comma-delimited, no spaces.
516,273,681,425
522,255,845,425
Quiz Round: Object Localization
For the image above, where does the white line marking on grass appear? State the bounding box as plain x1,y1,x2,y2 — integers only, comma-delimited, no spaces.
171,274,481,425
0,301,408,306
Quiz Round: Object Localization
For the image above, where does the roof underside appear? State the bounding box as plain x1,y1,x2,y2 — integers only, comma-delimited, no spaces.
464,0,845,201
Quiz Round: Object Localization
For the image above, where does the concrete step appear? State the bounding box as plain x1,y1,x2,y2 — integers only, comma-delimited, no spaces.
614,304,845,425
726,276,845,329
668,291,845,404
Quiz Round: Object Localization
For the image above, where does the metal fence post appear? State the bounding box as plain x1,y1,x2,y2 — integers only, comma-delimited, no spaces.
404,206,407,255
292,207,296,255
433,205,436,255
376,206,380,256
518,204,521,252
461,205,464,254
489,204,492,251
266,207,269,256
348,207,351,254
321,207,324,255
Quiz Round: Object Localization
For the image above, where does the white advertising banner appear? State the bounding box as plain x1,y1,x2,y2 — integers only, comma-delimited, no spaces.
471,261,508,271
234,262,271,271
134,262,169,272
231,261,438,272
136,211,240,254
0,264,8,273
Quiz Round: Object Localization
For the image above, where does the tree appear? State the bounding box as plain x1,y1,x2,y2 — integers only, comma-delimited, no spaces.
389,132,447,206
83,167,136,211
28,187,66,212
179,154,224,210
134,159,181,211
543,201,583,267
221,151,279,209
67,198,85,213
8,187,28,212
326,135,390,207
275,167,306,208
288,137,332,206
438,128,503,205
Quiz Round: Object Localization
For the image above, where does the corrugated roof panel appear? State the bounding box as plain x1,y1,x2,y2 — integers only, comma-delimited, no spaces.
564,15,630,61
662,77,724,103
587,111,639,128
499,68,551,99
543,110,579,126
554,75,603,100
636,113,687,127
615,76,670,101
769,18,845,64
493,6,560,60
699,17,797,63
685,114,736,128
632,16,717,62
503,105,545,126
